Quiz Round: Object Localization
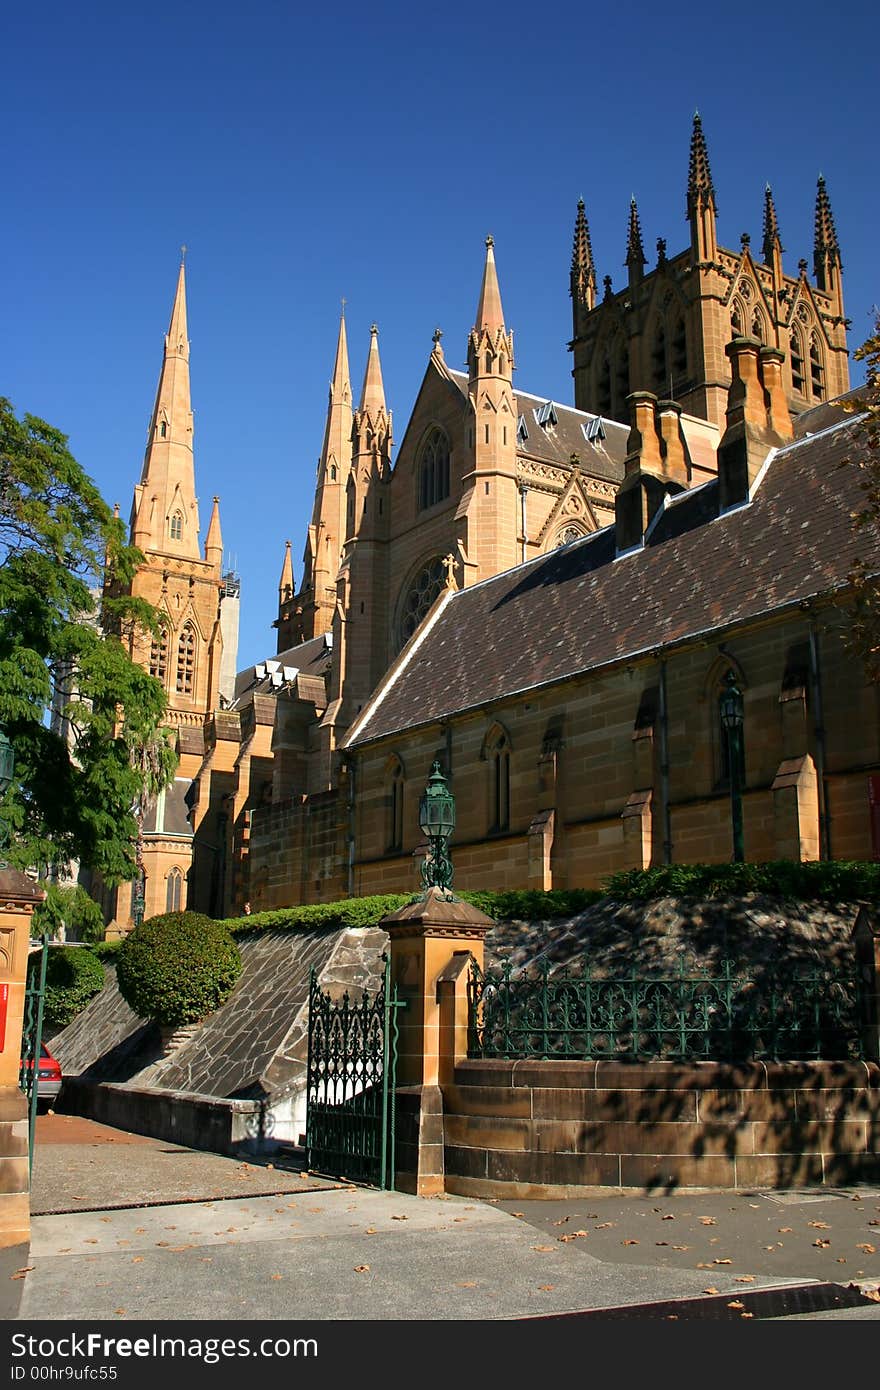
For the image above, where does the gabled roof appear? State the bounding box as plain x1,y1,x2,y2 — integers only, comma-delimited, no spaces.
345,404,872,748
231,633,331,707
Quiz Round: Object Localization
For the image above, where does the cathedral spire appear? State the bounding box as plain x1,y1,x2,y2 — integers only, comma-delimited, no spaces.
474,235,506,334
625,196,647,284
814,174,841,290
133,257,199,559
330,304,351,406
359,324,387,416
686,112,718,263
570,198,596,320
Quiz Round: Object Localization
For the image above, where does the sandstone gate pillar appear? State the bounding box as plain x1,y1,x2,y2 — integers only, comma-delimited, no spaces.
0,868,45,1253
383,887,492,1195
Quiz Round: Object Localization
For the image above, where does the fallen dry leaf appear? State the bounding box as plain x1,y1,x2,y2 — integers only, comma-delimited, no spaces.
552,1217,569,1225
271,1275,282,1281
696,1262,713,1269
456,1282,477,1288
740,1312,755,1319
655,1242,669,1247
727,1300,746,1311
114,1310,126,1317
862,1288,880,1303
131,1258,143,1264
837,1257,848,1263
622,1239,640,1246
661,1214,675,1220
390,1215,408,1221
134,1228,146,1235
808,1221,831,1230
699,1217,717,1226
353,1265,370,1274
735,1276,756,1284
713,1258,732,1265
703,1287,720,1295
857,1244,876,1254
778,1227,793,1233
671,1245,691,1252
813,1239,831,1248
537,1285,555,1291
531,1245,554,1252
594,1222,615,1229
365,1227,377,1235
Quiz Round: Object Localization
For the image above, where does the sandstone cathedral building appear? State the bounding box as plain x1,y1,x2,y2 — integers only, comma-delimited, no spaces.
101,114,878,934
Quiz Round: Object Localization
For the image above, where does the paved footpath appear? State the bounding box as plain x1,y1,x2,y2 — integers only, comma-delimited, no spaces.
6,1115,880,1324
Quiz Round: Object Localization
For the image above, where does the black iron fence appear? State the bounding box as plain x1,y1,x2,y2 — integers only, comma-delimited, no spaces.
467,956,863,1063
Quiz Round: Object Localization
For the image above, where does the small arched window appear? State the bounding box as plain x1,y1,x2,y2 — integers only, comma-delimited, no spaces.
417,428,451,512
170,511,183,541
730,301,744,339
386,758,405,853
165,867,183,913
176,623,196,695
485,726,511,833
751,309,765,344
160,421,168,439
329,464,337,481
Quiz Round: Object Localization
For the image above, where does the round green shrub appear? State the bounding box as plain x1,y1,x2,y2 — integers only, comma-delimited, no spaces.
115,911,242,1028
30,946,106,1029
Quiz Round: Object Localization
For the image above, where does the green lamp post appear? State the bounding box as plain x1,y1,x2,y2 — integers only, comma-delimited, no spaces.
719,670,745,864
418,760,456,896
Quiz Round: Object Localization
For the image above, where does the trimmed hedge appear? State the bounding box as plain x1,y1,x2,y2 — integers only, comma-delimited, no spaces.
116,911,243,1027
218,894,412,936
600,860,880,903
30,946,106,1029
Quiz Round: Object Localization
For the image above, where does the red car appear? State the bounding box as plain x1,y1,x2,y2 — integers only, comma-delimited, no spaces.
21,1042,63,1107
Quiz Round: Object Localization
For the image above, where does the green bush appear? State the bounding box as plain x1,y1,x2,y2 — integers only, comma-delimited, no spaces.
116,911,243,1027
457,888,605,920
30,946,106,1029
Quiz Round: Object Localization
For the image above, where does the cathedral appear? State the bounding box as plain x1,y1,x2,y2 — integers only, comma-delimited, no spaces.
103,115,876,932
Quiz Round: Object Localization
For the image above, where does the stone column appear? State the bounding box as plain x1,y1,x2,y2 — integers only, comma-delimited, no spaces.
383,888,492,1195
0,868,45,1252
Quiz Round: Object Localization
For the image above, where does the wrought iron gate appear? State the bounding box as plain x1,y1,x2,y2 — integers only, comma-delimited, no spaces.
306,955,402,1189
18,935,48,1176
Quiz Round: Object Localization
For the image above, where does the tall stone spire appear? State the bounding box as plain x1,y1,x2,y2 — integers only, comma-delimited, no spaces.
132,258,199,559
474,235,506,334
762,184,783,266
625,197,647,284
814,174,841,289
686,112,718,263
204,496,223,567
359,324,387,416
570,198,596,328
278,540,293,602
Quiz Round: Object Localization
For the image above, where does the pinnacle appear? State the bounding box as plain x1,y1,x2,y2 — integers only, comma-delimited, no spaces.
571,198,595,279
762,183,783,263
625,196,646,268
475,234,506,335
359,323,387,415
687,110,715,206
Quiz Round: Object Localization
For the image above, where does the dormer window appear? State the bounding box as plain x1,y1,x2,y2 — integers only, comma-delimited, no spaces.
516,415,529,444
533,401,557,429
169,511,183,541
581,417,606,444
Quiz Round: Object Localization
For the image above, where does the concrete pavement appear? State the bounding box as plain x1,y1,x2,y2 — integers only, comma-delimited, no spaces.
7,1115,880,1323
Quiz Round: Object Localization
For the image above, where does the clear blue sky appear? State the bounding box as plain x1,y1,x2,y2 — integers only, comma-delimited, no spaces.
3,0,877,669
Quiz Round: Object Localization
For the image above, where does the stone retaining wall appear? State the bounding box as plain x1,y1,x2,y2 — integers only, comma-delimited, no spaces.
441,1059,880,1196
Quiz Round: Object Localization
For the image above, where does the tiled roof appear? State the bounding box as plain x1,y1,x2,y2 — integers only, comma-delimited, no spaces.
346,410,872,748
231,633,331,707
447,369,628,482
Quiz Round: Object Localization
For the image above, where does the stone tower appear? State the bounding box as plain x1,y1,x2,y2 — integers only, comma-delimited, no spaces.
103,259,225,933
570,114,850,429
459,236,520,580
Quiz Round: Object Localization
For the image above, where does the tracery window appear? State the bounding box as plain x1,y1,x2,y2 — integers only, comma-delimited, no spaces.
166,867,183,913
790,330,805,394
170,511,183,541
418,427,451,511
486,726,511,833
176,623,196,695
397,557,446,648
810,333,825,400
149,625,169,683
386,758,405,853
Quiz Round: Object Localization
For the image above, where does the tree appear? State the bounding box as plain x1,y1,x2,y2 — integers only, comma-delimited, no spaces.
0,398,177,882
116,911,242,1027
842,313,880,682
32,883,106,943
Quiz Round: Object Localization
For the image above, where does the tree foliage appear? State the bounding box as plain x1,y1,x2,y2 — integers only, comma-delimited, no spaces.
842,313,880,682
32,883,106,943
30,946,106,1029
0,398,176,881
116,911,242,1027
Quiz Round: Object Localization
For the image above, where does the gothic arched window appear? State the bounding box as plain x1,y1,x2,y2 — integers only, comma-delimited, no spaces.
651,321,667,394
418,428,451,512
149,625,169,683
160,421,168,439
730,301,744,340
176,623,196,695
386,757,405,853
671,317,687,384
612,339,629,418
597,352,612,417
165,867,183,913
790,331,805,394
485,726,511,833
810,333,825,400
169,511,183,541
751,309,765,344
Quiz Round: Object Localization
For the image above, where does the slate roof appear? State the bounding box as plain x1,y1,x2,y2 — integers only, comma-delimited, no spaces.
447,369,628,482
345,405,873,748
230,632,331,708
